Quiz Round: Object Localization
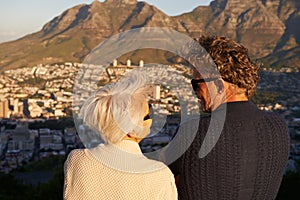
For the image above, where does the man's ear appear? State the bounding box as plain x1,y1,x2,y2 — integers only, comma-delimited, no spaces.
214,79,224,94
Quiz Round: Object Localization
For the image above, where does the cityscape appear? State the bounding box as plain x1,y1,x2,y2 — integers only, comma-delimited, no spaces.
0,60,198,173
0,60,299,179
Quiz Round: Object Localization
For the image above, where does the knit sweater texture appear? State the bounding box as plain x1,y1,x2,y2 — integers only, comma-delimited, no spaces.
170,101,290,200
64,140,177,200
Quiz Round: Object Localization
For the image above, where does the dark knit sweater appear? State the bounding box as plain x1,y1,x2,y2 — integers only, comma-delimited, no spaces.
170,101,290,200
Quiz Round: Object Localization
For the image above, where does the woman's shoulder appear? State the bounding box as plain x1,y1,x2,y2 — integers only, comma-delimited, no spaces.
67,148,87,156
145,159,174,177
65,148,91,164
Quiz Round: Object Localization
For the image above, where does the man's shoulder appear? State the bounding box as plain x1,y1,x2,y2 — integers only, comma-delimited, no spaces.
260,110,287,125
254,110,289,145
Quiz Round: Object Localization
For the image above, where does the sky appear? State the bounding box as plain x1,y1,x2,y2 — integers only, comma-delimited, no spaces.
0,0,212,43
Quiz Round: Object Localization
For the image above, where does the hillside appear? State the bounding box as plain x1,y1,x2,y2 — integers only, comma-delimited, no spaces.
0,0,299,71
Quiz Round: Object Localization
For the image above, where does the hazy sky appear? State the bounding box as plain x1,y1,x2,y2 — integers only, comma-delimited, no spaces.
0,0,212,43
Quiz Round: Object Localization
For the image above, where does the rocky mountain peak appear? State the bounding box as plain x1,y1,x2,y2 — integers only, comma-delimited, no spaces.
105,0,137,4
41,4,90,36
90,0,101,7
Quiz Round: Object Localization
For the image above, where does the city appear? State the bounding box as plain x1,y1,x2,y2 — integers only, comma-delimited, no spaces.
0,61,299,175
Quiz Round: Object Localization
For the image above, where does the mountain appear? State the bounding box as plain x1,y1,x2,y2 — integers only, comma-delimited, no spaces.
0,0,299,71
177,0,300,67
262,0,300,67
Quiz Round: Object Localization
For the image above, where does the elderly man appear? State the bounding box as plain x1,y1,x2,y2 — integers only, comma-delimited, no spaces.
170,35,290,200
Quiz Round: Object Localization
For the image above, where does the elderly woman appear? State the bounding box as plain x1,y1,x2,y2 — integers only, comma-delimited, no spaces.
63,73,177,200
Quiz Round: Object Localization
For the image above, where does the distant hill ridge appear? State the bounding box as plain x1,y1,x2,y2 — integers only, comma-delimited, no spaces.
0,0,299,71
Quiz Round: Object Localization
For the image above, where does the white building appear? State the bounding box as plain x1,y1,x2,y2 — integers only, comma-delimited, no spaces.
113,59,118,67
0,99,10,118
127,59,131,67
29,103,43,118
153,85,161,100
139,60,144,67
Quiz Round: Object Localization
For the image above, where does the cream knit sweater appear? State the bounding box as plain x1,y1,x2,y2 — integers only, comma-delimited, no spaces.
63,140,178,200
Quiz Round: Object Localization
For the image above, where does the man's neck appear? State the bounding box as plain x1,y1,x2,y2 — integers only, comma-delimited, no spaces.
211,92,248,111
225,93,248,102
223,81,249,103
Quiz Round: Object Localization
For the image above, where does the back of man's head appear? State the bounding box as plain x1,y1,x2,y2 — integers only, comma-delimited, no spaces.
196,35,260,97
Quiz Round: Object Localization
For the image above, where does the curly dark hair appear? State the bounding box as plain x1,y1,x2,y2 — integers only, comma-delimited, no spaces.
195,35,260,97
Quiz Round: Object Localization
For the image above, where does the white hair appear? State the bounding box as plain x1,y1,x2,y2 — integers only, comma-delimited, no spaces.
79,71,152,144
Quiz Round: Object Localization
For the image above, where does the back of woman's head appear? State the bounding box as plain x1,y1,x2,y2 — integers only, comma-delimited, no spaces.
80,72,152,144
